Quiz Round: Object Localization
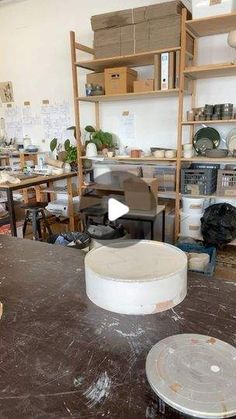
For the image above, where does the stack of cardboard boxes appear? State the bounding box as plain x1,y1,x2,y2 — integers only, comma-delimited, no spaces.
91,1,192,59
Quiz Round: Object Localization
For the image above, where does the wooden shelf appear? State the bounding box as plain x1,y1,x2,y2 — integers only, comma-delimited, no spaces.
181,157,236,163
182,119,236,125
80,156,177,162
186,12,236,37
78,89,180,102
82,183,177,199
184,62,236,79
76,47,181,71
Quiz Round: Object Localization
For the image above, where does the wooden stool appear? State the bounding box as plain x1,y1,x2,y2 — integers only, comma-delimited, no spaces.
20,153,38,170
22,202,52,241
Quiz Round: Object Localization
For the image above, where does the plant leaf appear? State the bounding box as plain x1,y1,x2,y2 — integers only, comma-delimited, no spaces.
50,138,57,152
64,139,70,151
85,125,95,133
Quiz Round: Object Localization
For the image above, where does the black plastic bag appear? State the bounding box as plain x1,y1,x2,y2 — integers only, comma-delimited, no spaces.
201,203,236,247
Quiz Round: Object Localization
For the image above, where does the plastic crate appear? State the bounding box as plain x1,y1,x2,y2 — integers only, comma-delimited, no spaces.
154,167,176,192
217,169,236,197
176,242,216,276
181,167,218,195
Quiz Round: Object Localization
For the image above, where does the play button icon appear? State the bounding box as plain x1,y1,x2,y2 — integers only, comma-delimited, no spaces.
108,198,129,222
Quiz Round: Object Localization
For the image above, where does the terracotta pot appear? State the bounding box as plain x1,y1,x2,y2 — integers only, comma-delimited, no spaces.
130,149,142,158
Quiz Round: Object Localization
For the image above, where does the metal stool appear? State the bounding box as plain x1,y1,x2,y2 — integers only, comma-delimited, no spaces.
22,202,52,241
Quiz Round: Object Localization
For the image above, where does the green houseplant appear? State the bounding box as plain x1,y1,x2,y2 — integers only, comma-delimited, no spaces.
50,138,77,171
84,125,115,151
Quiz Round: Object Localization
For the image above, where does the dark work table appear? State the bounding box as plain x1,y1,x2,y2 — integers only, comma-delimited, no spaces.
0,236,236,419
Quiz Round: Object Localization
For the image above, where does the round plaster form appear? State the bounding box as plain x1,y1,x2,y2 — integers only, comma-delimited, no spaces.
84,240,187,315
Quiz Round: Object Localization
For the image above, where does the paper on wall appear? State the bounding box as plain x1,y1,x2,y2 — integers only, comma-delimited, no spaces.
119,112,135,141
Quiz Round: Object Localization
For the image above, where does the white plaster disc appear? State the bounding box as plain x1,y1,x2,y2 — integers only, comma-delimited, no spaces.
85,240,187,315
146,334,236,418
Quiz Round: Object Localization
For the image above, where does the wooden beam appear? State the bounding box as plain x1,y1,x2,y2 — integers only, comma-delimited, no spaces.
75,42,94,55
70,31,84,196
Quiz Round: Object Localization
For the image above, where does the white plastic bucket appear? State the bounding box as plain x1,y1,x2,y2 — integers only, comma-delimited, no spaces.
182,196,206,215
180,211,203,240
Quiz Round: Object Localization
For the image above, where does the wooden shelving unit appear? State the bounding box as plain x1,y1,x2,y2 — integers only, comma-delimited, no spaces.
70,7,192,241
176,11,236,237
70,9,236,240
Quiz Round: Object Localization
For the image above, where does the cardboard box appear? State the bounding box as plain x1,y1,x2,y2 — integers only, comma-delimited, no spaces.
94,44,121,59
135,21,150,40
91,9,133,31
105,66,137,95
94,27,121,46
123,177,158,211
86,72,105,89
121,41,135,56
121,25,135,41
133,79,154,93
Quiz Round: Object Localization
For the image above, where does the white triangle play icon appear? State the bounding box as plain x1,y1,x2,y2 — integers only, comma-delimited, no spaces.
108,198,129,222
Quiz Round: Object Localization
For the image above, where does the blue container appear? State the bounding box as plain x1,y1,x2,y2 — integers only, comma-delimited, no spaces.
176,242,217,277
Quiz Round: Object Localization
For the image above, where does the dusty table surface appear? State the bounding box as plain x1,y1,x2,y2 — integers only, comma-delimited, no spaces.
0,236,235,419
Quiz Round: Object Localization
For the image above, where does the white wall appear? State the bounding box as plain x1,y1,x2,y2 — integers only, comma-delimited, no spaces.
0,0,236,152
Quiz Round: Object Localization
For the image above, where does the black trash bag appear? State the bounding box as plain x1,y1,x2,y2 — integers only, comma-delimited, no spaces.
201,203,236,247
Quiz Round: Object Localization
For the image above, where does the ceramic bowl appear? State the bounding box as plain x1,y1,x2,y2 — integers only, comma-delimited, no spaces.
153,150,165,158
205,149,228,158
165,150,176,158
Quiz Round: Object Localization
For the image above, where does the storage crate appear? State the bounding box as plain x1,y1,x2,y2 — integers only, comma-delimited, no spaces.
176,242,216,276
181,167,218,195
154,166,176,192
217,169,236,197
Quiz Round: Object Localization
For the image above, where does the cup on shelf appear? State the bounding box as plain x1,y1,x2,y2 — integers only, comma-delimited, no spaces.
183,143,193,151
107,151,114,158
183,149,194,159
164,149,176,158
153,149,165,158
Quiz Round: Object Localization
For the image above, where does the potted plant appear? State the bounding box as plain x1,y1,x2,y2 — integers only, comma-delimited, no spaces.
50,138,77,171
84,125,115,154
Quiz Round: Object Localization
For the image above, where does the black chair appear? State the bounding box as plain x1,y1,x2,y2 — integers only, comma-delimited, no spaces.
21,202,52,241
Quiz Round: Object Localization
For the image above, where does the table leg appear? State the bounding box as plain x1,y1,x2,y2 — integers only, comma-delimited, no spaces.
151,220,154,240
67,177,75,231
7,189,17,237
162,210,166,242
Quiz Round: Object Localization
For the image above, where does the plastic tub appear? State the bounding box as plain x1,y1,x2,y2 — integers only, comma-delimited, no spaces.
182,196,206,214
180,211,203,240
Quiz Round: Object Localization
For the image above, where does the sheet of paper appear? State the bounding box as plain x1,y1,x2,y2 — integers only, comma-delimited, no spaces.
119,113,135,141
41,101,72,140
4,105,23,140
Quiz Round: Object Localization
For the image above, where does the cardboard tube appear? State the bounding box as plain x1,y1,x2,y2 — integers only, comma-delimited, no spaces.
45,156,64,168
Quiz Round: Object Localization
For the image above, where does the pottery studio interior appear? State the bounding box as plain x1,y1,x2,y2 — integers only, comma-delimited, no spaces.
0,0,236,418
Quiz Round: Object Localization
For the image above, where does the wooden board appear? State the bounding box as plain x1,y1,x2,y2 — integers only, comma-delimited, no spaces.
78,89,180,102
182,120,236,125
0,235,235,418
186,12,236,37
184,63,236,79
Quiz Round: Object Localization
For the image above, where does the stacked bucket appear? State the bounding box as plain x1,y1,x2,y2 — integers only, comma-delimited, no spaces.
180,196,208,240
